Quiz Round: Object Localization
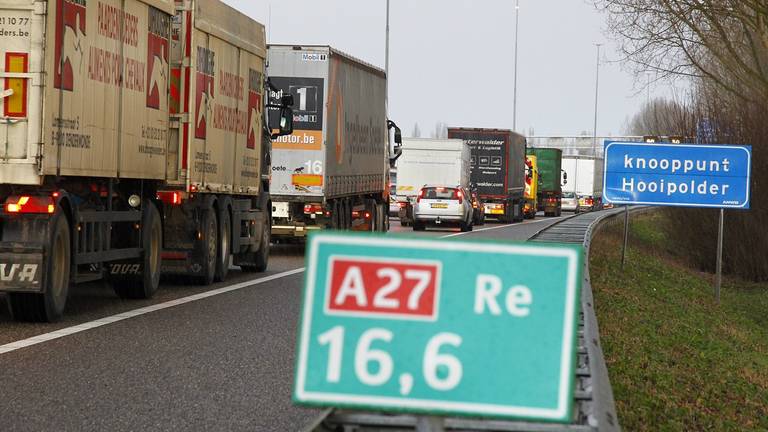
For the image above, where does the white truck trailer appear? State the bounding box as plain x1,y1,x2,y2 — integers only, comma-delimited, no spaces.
267,45,401,239
395,138,470,226
0,0,293,322
562,156,604,212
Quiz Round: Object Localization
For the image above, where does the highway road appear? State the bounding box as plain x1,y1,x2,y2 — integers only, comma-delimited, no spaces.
0,215,568,431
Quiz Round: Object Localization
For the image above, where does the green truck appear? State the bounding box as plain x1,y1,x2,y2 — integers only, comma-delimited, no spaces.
526,148,563,217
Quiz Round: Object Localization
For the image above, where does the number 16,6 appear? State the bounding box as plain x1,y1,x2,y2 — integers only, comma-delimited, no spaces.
317,326,463,395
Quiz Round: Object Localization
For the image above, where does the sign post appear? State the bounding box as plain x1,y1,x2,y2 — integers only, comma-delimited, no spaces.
604,142,751,300
715,209,724,303
294,232,583,423
621,205,629,269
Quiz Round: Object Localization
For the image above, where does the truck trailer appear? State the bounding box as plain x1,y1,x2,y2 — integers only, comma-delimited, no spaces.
446,128,525,223
394,138,470,226
0,0,293,322
562,155,604,213
523,154,538,219
527,148,563,216
267,45,401,239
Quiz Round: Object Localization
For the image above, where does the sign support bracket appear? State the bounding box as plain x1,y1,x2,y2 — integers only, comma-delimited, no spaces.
416,416,445,432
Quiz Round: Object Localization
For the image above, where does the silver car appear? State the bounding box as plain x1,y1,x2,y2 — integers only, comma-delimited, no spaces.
413,185,474,232
562,191,578,212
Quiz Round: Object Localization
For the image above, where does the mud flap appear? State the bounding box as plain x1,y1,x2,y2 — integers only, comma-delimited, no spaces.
0,248,45,293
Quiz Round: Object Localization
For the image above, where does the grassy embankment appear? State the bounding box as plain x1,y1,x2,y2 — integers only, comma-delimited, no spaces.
589,211,768,431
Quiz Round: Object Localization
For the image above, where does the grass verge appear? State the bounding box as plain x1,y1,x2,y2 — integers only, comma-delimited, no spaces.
590,211,768,431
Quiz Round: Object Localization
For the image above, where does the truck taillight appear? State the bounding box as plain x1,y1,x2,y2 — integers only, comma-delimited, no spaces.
417,189,424,203
304,204,323,214
157,191,184,205
454,189,463,205
585,197,594,206
5,195,55,214
3,53,28,118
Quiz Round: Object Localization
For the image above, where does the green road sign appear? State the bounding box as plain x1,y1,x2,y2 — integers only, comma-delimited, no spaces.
294,232,583,422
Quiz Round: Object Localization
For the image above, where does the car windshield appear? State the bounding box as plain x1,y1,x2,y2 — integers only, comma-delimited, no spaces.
563,192,576,198
422,187,458,200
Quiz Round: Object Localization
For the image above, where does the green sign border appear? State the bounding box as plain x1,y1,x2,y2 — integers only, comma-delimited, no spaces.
294,232,583,422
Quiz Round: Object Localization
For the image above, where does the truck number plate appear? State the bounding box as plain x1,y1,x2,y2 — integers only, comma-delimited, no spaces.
430,203,448,209
0,254,43,292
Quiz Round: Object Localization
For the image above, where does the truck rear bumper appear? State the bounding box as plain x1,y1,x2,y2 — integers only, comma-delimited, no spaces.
0,243,45,293
272,224,322,238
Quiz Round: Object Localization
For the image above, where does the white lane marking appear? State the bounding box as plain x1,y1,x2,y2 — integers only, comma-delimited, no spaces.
443,216,569,238
0,268,305,355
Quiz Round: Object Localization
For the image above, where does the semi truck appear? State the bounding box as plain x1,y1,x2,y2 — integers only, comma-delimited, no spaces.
446,128,525,223
267,45,402,239
0,0,293,322
527,148,563,216
562,155,604,213
523,155,538,219
394,138,470,226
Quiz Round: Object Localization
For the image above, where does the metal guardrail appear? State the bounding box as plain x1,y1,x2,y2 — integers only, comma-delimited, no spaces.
304,208,643,432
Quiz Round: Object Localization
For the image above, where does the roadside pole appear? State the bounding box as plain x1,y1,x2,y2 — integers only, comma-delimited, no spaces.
621,205,629,269
416,416,445,432
715,209,724,303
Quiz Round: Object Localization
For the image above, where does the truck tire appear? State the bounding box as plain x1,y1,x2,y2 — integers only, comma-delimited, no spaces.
193,207,218,285
241,212,270,273
8,210,71,322
214,206,232,282
112,201,162,299
413,220,425,231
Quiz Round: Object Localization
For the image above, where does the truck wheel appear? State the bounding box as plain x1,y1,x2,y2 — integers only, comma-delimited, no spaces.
241,213,270,273
413,220,425,231
112,201,162,299
8,211,71,322
342,200,351,230
193,207,218,285
460,220,472,232
214,207,231,282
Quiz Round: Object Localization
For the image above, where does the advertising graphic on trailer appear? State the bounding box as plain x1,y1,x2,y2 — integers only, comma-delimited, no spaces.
54,0,87,91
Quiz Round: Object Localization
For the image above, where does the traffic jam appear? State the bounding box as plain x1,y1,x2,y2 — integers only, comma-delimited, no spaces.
0,1,763,431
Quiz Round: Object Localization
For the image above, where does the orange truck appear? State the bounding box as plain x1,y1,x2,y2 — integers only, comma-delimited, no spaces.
0,0,293,321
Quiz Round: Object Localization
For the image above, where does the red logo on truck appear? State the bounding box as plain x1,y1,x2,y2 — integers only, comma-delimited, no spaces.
194,46,215,139
54,0,87,91
326,257,441,320
146,7,170,110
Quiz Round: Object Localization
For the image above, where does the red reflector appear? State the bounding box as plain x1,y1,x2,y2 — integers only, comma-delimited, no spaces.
4,195,55,214
304,204,323,214
157,191,184,205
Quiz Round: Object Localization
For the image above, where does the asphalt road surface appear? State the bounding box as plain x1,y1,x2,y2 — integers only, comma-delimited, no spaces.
0,214,567,431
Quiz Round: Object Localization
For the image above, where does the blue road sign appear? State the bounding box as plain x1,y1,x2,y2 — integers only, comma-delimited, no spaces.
603,142,751,209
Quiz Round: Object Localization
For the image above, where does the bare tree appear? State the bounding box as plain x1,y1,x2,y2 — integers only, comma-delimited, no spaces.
595,0,768,103
431,122,447,139
411,123,421,138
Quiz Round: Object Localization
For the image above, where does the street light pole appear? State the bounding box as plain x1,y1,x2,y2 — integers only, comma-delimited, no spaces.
592,43,602,156
385,0,390,113
512,0,520,132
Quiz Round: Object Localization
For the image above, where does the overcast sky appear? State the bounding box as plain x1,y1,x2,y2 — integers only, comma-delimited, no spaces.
223,0,670,137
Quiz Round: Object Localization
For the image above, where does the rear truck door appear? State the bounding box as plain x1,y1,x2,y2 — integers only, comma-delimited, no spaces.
0,0,45,185
266,46,328,201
